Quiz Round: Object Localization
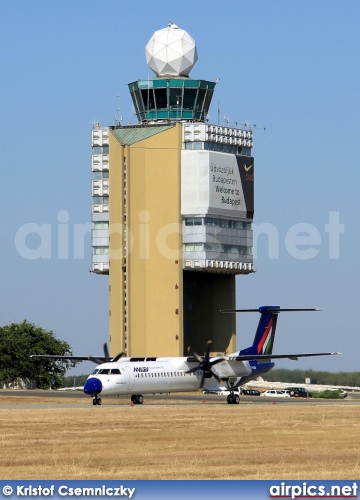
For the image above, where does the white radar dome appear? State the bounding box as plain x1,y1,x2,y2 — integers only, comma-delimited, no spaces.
145,22,198,77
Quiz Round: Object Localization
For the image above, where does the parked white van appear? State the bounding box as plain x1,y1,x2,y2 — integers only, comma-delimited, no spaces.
260,389,290,397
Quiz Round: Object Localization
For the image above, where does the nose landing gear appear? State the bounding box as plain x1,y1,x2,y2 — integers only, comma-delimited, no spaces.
92,395,102,405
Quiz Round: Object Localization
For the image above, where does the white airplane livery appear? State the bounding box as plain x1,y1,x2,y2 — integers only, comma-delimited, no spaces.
31,306,339,405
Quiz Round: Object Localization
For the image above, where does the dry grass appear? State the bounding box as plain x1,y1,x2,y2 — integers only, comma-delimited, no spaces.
1,400,360,480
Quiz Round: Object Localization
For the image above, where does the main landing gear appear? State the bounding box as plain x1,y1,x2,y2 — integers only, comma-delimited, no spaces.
227,392,240,405
225,380,240,404
131,394,144,405
92,395,102,405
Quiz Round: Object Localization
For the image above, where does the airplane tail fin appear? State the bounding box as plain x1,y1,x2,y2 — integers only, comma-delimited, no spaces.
240,306,279,356
221,306,320,356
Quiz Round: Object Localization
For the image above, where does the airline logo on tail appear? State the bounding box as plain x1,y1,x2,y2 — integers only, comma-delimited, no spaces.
257,318,273,354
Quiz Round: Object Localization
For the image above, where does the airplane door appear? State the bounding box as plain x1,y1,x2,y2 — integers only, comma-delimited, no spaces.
125,367,135,390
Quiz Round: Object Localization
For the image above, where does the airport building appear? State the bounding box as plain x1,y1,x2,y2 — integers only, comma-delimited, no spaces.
90,23,254,358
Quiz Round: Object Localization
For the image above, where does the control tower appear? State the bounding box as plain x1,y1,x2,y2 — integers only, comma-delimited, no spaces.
91,23,254,357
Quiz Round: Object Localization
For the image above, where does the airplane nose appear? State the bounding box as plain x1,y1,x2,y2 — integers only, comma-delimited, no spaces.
84,377,102,395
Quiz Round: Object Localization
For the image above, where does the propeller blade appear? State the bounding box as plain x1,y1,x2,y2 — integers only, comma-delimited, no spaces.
209,370,221,383
188,341,223,388
87,356,104,365
209,357,225,368
192,351,203,363
112,351,126,362
103,343,110,362
205,340,212,358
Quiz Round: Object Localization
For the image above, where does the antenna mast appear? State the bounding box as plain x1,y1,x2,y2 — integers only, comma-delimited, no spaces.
115,95,123,126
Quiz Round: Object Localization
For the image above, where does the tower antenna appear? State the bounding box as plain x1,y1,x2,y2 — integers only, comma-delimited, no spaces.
115,95,123,126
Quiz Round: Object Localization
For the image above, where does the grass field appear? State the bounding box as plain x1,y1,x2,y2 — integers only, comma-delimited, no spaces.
0,398,359,480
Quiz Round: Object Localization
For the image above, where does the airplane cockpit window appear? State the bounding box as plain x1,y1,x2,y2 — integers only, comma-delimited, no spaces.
91,369,99,374
98,369,110,375
111,369,121,375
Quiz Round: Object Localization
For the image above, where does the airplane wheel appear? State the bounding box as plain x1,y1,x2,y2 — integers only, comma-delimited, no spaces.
136,395,144,405
227,394,239,405
131,395,136,403
92,399,97,406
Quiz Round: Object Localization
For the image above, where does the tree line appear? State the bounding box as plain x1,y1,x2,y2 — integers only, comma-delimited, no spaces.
264,368,360,387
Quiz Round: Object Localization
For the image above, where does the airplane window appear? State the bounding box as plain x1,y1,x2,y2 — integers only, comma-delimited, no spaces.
111,369,120,374
91,369,99,374
98,369,110,374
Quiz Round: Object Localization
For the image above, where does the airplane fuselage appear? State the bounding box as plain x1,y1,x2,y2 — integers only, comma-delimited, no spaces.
83,356,253,398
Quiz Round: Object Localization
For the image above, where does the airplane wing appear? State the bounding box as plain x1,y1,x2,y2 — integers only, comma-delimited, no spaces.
30,355,104,361
233,352,341,362
187,352,340,363
30,343,125,365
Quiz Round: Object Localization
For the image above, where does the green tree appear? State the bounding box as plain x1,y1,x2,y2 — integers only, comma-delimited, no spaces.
0,320,75,389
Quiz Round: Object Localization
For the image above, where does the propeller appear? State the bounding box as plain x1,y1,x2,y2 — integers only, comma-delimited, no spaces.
187,341,225,388
88,343,125,365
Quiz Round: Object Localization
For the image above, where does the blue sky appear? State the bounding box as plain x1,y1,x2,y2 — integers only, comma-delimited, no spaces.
1,1,359,375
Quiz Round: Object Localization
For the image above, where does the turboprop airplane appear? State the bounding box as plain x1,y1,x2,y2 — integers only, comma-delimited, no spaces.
31,306,339,405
